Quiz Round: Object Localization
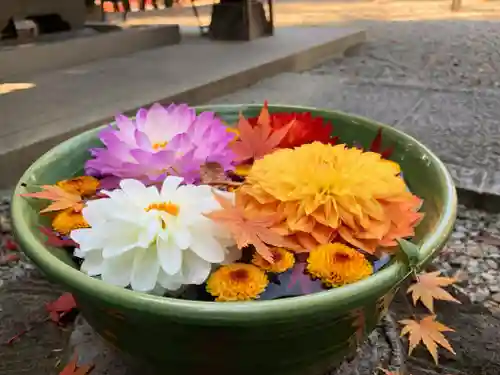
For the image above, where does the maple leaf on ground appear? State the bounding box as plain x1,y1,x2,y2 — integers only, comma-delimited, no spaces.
204,192,300,262
230,111,294,163
60,353,94,375
39,226,78,248
46,293,78,324
21,185,84,213
399,315,455,364
407,271,460,313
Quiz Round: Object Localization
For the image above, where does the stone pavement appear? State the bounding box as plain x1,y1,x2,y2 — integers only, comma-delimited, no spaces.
210,19,500,196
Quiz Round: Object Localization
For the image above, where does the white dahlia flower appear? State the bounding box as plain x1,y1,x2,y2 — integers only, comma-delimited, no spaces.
70,176,238,292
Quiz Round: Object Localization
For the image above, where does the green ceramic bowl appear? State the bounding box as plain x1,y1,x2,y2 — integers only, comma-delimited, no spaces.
11,105,456,375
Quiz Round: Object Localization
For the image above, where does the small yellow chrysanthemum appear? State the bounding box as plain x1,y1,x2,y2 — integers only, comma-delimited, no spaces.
252,247,295,273
56,176,100,197
306,243,372,287
52,209,89,235
206,263,268,301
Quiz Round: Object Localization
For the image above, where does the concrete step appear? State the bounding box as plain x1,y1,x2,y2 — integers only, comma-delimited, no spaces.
0,24,181,78
0,26,365,189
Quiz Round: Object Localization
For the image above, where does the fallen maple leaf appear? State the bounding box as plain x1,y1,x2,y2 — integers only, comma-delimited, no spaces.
39,226,78,248
230,109,294,163
399,315,455,364
205,191,300,262
407,271,460,313
46,293,77,324
60,353,94,375
21,185,84,213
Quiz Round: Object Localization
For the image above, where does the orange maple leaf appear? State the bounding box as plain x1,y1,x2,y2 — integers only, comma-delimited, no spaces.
230,107,294,163
59,353,94,375
399,315,455,364
205,191,299,262
407,271,460,313
21,185,84,213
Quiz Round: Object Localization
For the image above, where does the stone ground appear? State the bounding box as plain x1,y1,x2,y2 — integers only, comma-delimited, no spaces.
3,1,500,374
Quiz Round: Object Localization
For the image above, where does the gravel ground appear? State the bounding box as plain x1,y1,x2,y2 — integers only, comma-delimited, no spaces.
434,205,500,313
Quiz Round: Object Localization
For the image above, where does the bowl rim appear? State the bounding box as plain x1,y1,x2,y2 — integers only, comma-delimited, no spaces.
11,104,457,322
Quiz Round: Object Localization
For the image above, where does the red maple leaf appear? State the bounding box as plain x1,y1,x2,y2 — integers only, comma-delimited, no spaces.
46,293,77,324
39,226,78,248
249,102,337,148
369,128,394,159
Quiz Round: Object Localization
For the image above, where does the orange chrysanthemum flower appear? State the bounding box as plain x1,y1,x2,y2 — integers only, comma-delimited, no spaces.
306,243,372,287
206,263,269,301
238,142,423,254
252,247,295,273
56,176,100,197
52,209,89,235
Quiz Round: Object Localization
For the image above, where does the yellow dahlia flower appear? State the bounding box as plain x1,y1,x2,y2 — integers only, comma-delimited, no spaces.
238,142,423,254
306,243,372,287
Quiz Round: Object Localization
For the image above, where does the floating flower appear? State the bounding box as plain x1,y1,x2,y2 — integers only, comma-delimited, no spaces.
52,209,89,235
252,247,295,273
85,103,235,185
247,102,337,149
70,176,238,292
239,142,423,254
206,263,268,301
306,243,372,287
56,176,100,197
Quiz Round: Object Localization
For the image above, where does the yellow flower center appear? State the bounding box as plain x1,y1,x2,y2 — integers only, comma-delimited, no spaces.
229,269,249,281
152,141,168,150
145,202,180,216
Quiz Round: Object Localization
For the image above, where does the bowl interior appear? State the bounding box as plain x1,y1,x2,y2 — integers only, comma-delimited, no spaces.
11,104,457,319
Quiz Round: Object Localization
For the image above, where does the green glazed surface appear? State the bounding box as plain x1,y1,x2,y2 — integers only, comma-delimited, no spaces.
11,105,457,375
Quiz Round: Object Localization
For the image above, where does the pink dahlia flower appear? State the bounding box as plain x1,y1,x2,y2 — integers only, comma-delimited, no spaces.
85,103,235,184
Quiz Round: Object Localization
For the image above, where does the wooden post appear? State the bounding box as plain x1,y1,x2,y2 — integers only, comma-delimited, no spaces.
451,0,461,11
208,0,275,41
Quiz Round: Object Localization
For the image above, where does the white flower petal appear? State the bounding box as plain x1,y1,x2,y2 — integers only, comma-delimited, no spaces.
119,179,146,196
70,228,102,252
171,225,192,250
157,270,183,291
138,218,161,248
101,251,135,287
189,235,225,263
101,222,143,258
160,176,184,197
130,247,160,292
181,251,212,284
80,250,104,276
157,237,182,275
